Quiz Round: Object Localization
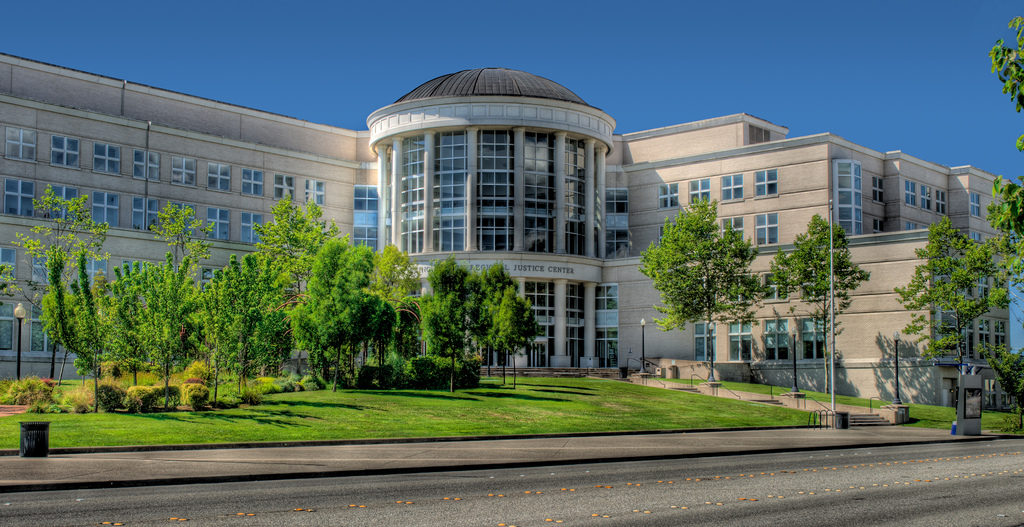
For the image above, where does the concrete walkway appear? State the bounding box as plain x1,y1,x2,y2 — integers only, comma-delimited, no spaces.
0,426,1005,493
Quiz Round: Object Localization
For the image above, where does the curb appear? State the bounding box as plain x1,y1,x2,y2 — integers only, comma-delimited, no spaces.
1,434,1017,493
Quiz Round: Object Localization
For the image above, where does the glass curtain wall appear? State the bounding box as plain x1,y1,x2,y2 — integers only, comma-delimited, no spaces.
478,130,514,251
525,281,555,367
564,138,586,255
595,284,619,367
524,132,555,252
433,132,467,251
401,136,426,253
566,283,584,367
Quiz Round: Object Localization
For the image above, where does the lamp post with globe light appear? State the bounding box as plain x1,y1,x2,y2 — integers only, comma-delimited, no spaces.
13,302,26,380
892,331,903,405
640,318,646,374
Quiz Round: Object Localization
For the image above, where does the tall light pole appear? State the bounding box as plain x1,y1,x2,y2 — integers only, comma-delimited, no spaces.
892,331,903,405
640,318,646,374
13,302,26,380
828,198,836,412
791,329,799,393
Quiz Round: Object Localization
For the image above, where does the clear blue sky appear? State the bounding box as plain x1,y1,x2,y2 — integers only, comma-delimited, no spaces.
2,0,1024,340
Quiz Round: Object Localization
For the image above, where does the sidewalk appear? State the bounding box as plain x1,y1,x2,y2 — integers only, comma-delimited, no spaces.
0,426,1005,493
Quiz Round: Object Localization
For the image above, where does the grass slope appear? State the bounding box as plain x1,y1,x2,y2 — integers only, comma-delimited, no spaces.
0,378,807,448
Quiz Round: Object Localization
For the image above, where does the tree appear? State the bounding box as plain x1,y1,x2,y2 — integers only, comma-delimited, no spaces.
639,199,762,381
469,263,516,360
14,186,108,378
40,249,79,388
255,196,339,296
370,245,420,305
770,215,870,390
895,217,1008,367
982,344,1024,430
490,286,539,387
68,254,104,412
151,203,212,269
107,263,151,386
291,239,374,391
422,257,476,392
137,254,202,408
990,17,1024,239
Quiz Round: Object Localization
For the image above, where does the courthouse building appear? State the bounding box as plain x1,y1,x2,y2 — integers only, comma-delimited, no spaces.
0,54,1009,406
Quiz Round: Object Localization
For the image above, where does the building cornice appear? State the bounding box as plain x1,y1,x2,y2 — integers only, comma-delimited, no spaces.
620,113,789,142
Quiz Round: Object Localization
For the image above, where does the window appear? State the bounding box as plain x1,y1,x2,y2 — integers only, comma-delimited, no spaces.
977,277,990,299
755,213,778,244
85,259,107,282
995,320,1006,346
0,248,16,278
689,179,710,203
721,217,744,235
871,176,884,202
43,184,78,220
764,319,790,360
200,267,214,288
353,185,379,250
93,143,120,174
30,306,50,354
721,174,743,201
755,169,778,197
904,180,917,206
970,192,981,217
800,318,824,359
240,212,262,244
606,188,629,258
728,322,752,361
133,149,159,180
171,157,196,185
749,125,770,144
525,281,555,367
32,257,46,284
905,221,920,230
477,130,514,251
658,183,678,209
208,162,231,191
969,231,982,242
50,135,79,167
5,127,36,161
433,132,466,252
872,218,883,233
0,304,12,350
595,284,619,367
834,160,863,235
207,208,230,240
566,284,585,366
920,185,931,210
241,168,263,196
764,273,786,300
4,179,34,216
694,322,716,361
305,179,325,206
92,191,119,227
274,174,294,199
564,138,586,256
935,190,947,214
131,197,158,231
978,319,991,347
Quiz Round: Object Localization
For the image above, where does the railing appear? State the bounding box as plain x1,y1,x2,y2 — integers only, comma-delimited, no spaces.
868,397,883,414
690,374,701,388
809,408,835,430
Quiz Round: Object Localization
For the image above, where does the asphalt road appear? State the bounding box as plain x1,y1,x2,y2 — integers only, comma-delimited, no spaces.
1,440,1022,527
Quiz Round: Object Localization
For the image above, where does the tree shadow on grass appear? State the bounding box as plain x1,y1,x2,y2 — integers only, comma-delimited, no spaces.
473,391,568,402
515,383,599,392
131,407,318,427
270,400,366,411
529,388,596,397
359,390,483,402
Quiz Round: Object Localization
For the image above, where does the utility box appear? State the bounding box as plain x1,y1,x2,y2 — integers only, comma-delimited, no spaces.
834,411,850,430
955,374,983,436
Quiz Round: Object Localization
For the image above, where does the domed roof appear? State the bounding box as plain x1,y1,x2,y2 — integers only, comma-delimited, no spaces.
396,68,589,106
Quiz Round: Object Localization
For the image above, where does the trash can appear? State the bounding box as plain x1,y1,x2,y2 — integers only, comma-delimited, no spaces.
619,366,629,379
19,421,49,457
834,411,850,430
950,420,957,435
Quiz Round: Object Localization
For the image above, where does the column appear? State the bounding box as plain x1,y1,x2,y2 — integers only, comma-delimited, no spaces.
584,139,596,258
596,144,607,259
376,144,387,250
551,278,569,367
391,138,401,250
513,127,526,252
583,281,596,367
466,127,478,252
423,132,434,253
517,277,526,296
420,277,431,297
554,132,567,254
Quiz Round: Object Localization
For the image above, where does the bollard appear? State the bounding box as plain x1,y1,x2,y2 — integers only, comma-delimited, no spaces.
950,420,957,435
19,421,50,457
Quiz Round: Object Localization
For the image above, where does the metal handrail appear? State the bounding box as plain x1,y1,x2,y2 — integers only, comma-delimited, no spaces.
689,374,700,387
868,397,883,414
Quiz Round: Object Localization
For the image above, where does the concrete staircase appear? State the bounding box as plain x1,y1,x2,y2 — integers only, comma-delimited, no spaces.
849,413,892,427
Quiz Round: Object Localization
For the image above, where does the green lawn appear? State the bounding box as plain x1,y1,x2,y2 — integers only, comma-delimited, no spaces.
663,378,1015,432
0,377,808,448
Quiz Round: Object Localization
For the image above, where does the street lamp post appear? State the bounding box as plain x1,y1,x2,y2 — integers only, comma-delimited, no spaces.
13,302,26,380
791,330,799,393
892,331,903,405
640,318,646,374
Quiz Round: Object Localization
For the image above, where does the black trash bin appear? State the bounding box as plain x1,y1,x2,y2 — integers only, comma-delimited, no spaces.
20,421,50,457
834,411,850,430
619,366,629,379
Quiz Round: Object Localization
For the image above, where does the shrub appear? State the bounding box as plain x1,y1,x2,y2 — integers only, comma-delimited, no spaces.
181,383,210,410
3,377,56,407
255,377,282,394
456,354,482,389
239,387,263,406
125,386,161,413
273,377,297,393
403,356,481,390
64,385,93,414
182,361,212,384
100,361,123,380
96,382,127,412
299,375,323,391
160,385,181,408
